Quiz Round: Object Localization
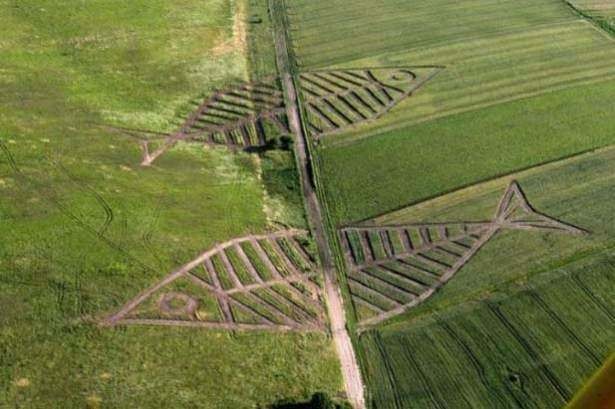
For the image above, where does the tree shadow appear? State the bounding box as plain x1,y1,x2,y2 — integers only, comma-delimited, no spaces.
244,136,294,154
269,393,351,409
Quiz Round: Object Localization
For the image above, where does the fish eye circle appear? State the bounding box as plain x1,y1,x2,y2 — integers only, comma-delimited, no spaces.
159,292,198,316
389,70,416,82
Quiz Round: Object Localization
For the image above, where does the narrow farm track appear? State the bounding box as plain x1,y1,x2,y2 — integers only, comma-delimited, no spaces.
269,2,366,408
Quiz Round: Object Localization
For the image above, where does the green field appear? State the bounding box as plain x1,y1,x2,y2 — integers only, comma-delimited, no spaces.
3,0,615,407
319,79,615,223
290,0,615,140
287,0,615,224
0,1,342,407
356,147,615,408
282,0,615,407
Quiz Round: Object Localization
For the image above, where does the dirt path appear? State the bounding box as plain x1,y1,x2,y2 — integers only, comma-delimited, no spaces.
269,3,366,408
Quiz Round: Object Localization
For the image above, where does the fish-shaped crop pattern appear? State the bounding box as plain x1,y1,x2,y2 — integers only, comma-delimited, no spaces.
299,67,442,139
339,181,588,328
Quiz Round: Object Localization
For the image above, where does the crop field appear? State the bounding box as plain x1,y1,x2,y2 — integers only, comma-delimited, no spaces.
0,0,343,408
320,79,615,223
281,0,615,407
285,0,615,225
355,146,615,408
360,266,614,409
3,0,615,408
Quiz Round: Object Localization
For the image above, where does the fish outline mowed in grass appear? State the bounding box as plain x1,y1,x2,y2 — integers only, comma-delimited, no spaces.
339,181,589,329
104,229,327,332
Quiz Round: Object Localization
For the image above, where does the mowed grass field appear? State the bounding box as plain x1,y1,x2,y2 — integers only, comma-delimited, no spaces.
357,146,615,408
285,0,615,224
0,1,341,408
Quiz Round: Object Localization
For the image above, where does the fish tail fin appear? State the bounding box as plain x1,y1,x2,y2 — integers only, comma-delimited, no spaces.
493,181,588,235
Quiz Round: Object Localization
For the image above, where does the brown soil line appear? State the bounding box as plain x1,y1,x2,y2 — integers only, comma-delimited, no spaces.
119,318,301,332
344,226,477,271
358,225,499,330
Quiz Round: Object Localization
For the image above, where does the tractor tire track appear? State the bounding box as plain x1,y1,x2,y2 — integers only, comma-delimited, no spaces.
0,141,156,277
56,162,114,235
438,319,510,408
486,301,570,403
571,273,615,322
527,290,601,367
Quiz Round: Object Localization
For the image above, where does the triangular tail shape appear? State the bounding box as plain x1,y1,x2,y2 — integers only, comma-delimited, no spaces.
493,181,588,235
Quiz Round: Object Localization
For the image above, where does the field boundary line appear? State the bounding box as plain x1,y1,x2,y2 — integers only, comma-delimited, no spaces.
562,0,615,40
355,143,615,226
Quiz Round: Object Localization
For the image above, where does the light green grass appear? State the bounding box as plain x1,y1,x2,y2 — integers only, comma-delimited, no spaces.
571,0,615,14
0,1,341,407
356,146,615,408
319,79,615,224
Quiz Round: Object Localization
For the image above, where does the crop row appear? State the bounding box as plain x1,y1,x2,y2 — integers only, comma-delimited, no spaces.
360,267,615,408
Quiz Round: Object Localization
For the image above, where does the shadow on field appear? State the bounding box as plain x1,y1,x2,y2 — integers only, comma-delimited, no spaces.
268,393,351,409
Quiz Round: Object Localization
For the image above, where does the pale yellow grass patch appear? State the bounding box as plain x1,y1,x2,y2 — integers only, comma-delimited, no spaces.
212,0,247,57
86,394,103,409
15,378,30,388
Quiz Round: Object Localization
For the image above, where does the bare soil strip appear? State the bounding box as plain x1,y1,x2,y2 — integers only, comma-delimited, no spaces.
119,319,299,332
269,1,367,407
103,229,325,331
340,181,588,329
